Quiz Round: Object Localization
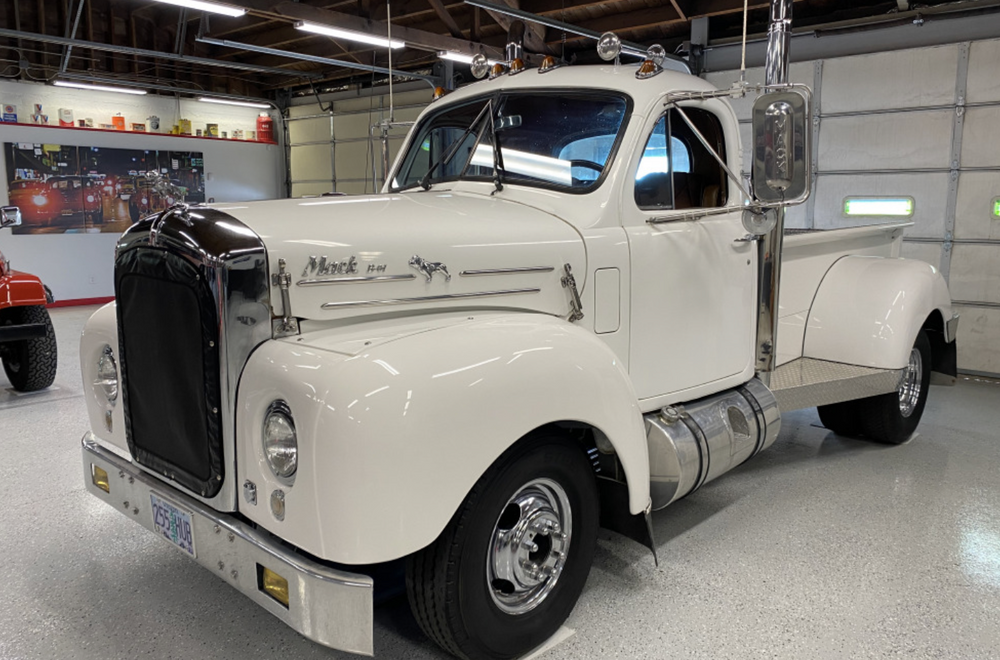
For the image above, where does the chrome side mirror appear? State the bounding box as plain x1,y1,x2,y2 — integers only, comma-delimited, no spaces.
1,206,22,228
750,89,811,205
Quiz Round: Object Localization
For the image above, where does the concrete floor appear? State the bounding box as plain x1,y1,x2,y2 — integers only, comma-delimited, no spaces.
3,306,1000,659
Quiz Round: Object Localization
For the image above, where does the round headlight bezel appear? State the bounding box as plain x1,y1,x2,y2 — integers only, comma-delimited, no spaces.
95,344,119,405
262,400,297,485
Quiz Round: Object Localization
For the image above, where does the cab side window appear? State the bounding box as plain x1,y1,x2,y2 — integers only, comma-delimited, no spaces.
634,107,728,211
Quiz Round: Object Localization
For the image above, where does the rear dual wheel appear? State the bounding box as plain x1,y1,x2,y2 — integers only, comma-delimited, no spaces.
817,330,931,444
407,436,598,660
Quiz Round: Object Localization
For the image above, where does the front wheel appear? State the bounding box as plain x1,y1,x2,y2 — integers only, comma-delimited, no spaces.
0,305,58,392
407,436,598,660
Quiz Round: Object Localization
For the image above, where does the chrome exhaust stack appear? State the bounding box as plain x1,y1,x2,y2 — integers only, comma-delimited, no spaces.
506,20,525,62
755,0,794,385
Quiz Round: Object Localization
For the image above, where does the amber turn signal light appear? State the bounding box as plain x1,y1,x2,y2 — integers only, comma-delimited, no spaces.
91,464,111,493
509,57,525,75
259,565,290,608
432,86,448,101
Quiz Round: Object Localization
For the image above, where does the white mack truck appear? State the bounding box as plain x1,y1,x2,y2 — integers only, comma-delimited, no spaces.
79,3,958,658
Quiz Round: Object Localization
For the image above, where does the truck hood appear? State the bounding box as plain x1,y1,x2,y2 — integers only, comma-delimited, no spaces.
211,191,586,324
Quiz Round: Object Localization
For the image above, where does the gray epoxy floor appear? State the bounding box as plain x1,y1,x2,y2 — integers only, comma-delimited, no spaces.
2,306,1000,659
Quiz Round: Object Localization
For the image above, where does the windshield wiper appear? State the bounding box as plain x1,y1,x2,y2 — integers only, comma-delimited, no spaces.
488,105,505,195
416,101,493,191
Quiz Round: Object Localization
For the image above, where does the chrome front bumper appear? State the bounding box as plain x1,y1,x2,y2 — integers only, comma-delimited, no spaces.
81,434,374,656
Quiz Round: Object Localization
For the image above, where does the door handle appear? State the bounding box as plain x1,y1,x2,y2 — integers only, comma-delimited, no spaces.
733,234,759,243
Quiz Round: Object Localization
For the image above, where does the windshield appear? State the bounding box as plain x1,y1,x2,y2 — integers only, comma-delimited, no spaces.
392,91,631,193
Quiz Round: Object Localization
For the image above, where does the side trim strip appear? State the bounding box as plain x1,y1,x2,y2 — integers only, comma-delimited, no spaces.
459,266,555,276
297,274,416,286
321,288,541,309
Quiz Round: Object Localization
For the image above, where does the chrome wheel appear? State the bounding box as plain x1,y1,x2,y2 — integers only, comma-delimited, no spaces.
898,347,923,418
488,477,572,615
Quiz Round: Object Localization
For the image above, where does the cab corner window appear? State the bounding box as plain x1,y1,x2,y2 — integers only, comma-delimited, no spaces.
634,107,727,211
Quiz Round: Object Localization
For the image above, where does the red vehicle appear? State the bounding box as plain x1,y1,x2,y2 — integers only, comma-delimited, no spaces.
9,175,105,228
0,206,57,391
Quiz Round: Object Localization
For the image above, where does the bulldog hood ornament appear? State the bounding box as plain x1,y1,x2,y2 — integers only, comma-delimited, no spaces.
409,255,451,282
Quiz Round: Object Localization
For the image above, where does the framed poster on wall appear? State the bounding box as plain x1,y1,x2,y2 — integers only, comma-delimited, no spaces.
4,142,205,235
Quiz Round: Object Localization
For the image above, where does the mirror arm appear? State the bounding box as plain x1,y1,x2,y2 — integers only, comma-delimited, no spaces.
669,103,755,204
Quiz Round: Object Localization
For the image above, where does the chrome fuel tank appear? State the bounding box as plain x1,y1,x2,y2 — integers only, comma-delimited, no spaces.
647,379,780,510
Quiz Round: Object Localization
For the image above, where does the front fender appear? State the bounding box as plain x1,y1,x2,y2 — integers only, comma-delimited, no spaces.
0,270,48,310
803,256,953,369
236,313,648,565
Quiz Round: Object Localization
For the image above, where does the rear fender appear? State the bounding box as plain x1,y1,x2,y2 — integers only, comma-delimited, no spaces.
236,313,648,565
803,256,954,370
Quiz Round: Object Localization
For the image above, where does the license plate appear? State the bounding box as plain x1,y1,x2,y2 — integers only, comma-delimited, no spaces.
150,493,196,557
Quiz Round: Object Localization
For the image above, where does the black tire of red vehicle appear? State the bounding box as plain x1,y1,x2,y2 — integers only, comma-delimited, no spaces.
129,204,141,222
406,436,599,660
856,330,932,444
0,305,58,392
816,399,863,437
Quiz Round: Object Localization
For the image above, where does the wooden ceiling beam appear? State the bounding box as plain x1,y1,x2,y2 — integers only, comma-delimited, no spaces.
427,0,465,38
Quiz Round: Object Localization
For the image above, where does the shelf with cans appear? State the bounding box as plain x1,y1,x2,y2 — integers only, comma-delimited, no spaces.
0,104,277,144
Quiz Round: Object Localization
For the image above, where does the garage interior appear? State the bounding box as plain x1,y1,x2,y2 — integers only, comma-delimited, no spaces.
2,0,1000,658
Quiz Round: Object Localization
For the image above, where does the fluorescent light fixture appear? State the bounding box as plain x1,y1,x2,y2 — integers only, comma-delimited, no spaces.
295,21,404,49
150,0,246,18
53,80,147,95
843,197,915,217
438,51,500,66
993,197,1000,219
198,97,270,109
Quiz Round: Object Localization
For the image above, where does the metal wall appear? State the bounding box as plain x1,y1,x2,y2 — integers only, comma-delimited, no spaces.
285,88,431,197
707,38,1000,376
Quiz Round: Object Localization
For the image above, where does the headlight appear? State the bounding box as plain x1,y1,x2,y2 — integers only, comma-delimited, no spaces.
33,195,47,206
263,401,297,483
95,345,118,404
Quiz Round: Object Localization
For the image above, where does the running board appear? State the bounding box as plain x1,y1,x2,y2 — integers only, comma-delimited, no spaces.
770,358,904,412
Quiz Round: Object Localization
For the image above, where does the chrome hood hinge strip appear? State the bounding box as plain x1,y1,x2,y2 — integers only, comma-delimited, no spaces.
561,264,584,322
271,258,300,337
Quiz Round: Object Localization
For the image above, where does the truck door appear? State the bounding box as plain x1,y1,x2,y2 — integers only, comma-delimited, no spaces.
623,102,756,401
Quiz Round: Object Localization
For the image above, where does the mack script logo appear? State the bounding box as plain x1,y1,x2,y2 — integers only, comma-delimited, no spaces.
302,255,361,277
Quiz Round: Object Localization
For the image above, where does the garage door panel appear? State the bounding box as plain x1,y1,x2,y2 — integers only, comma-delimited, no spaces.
811,172,947,235
289,116,332,143
955,171,1000,240
961,107,1000,168
818,111,953,171
955,305,1000,374
901,242,942,270
966,39,1000,103
290,144,332,182
334,141,373,177
335,113,379,137
820,45,958,113
949,244,1000,304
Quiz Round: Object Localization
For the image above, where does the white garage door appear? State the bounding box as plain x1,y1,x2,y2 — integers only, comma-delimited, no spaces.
707,38,1000,376
286,88,430,197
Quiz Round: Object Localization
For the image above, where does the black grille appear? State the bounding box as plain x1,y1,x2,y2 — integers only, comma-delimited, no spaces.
115,246,224,497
